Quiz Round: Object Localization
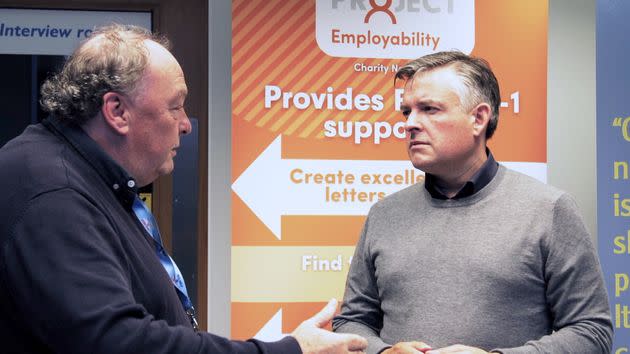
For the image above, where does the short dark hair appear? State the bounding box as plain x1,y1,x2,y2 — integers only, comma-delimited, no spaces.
395,51,501,139
40,23,170,125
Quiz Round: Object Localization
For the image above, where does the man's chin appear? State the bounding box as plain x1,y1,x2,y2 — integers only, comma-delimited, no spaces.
158,161,175,177
409,158,431,172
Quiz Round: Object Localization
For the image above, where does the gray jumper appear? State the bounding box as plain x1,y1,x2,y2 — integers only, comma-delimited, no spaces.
333,166,612,354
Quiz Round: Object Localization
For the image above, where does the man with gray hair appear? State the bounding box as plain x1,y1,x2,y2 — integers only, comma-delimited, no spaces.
0,24,367,354
333,51,613,354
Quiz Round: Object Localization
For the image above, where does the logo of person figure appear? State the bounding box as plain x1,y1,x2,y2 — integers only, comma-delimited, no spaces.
364,0,397,24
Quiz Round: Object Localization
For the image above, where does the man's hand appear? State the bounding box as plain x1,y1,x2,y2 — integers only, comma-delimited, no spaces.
292,299,368,354
382,341,432,353
426,344,490,354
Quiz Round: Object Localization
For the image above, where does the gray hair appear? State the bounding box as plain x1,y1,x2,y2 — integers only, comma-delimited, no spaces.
395,51,501,139
40,23,170,125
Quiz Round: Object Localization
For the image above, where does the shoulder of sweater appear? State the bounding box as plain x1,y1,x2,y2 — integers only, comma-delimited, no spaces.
366,166,575,213
500,166,570,205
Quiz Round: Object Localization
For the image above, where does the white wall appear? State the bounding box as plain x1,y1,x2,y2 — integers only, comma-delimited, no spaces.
548,0,597,239
207,0,231,337
207,0,598,336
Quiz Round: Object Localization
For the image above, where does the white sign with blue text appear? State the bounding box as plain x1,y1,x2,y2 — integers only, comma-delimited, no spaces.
0,8,151,55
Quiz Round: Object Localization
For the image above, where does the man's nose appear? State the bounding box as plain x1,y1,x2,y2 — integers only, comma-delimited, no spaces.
180,112,193,135
404,111,422,132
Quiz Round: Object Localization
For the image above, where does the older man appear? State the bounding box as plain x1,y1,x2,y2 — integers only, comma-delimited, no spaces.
333,51,612,354
0,24,366,354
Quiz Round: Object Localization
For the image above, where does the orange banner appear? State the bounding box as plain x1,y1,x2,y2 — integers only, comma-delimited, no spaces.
231,0,547,340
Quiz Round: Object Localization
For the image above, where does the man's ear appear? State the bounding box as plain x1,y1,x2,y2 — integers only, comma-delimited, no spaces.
470,103,491,138
101,92,130,135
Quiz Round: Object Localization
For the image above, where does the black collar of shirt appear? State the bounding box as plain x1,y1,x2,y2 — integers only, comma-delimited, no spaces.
424,149,499,200
42,116,138,209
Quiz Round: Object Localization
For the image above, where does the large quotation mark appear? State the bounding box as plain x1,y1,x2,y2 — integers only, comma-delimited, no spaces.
613,116,630,142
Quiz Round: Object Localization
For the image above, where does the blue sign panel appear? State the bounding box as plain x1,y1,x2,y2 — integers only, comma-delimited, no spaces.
597,1,630,352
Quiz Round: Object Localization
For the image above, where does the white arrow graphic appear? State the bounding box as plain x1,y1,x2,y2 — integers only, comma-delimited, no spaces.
231,135,419,240
232,135,547,240
253,309,288,342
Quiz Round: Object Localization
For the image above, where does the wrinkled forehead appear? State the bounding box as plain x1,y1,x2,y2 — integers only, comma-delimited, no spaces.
142,41,186,82
126,45,186,106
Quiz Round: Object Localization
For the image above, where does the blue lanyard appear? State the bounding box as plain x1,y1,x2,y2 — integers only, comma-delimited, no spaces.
132,196,198,330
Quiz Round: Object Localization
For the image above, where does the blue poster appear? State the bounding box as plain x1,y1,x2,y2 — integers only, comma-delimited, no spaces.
597,0,630,352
